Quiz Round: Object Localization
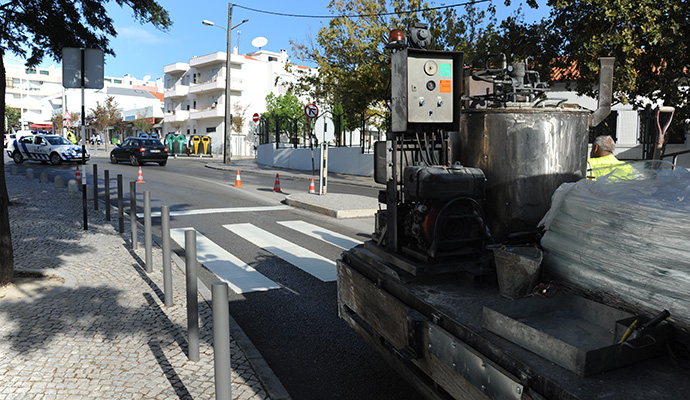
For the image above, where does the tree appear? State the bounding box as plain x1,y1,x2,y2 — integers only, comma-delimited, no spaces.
290,0,502,117
89,96,123,151
50,111,63,134
0,1,172,285
5,106,20,132
261,92,307,144
232,102,248,134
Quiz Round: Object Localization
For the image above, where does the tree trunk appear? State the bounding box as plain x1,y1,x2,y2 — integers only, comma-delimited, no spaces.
0,53,15,285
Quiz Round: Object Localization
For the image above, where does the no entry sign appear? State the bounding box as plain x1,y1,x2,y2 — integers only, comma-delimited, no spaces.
252,113,260,123
305,103,319,119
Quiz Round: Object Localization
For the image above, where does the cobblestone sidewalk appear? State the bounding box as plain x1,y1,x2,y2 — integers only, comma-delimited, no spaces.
0,170,271,400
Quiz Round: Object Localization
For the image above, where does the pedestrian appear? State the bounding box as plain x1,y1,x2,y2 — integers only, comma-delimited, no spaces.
586,135,632,180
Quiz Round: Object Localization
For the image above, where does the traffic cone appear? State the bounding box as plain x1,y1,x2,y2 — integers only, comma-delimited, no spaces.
75,165,81,183
136,166,145,183
233,170,243,187
273,173,282,193
308,177,317,194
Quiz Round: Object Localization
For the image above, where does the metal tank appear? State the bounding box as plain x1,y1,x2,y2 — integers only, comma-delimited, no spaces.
452,108,591,242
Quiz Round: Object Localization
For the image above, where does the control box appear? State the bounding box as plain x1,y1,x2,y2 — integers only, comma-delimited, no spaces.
391,49,463,133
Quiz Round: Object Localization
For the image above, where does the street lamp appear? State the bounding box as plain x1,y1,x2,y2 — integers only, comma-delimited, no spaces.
203,7,248,164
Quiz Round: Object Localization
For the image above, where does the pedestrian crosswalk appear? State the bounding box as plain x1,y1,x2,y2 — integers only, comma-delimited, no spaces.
171,220,363,294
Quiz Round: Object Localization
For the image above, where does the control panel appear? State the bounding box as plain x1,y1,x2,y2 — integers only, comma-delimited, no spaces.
391,49,462,132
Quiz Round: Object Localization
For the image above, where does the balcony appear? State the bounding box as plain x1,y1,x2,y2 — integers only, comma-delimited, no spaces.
189,78,224,94
190,105,224,120
163,110,190,124
189,53,226,68
164,85,189,98
164,62,190,75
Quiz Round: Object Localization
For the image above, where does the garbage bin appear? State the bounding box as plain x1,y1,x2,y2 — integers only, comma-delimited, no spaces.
175,135,186,155
165,134,176,153
190,135,201,155
201,136,212,155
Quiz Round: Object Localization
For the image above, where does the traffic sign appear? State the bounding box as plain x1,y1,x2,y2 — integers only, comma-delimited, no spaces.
253,113,260,123
305,103,319,119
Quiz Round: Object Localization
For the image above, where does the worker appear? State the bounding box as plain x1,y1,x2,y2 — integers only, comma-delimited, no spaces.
67,131,77,144
586,135,633,180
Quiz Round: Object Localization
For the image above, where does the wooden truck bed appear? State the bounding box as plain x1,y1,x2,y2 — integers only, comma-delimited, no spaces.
337,242,690,400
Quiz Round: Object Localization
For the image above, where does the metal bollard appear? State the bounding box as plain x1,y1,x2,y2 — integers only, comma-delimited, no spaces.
212,282,232,400
117,174,124,233
161,206,173,306
144,191,152,273
185,230,200,362
92,164,98,210
130,181,138,250
104,170,111,221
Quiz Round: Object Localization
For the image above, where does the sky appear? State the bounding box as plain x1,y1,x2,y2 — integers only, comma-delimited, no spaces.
5,0,548,82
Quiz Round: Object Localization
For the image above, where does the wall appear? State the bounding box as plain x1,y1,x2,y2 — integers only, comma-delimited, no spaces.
257,143,374,176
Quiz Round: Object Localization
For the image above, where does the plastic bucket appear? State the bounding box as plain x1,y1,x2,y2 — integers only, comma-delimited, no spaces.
493,246,543,299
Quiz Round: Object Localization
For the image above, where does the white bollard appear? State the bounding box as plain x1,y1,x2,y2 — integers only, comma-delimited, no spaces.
54,175,65,188
39,171,49,183
25,168,34,180
67,179,79,194
10,165,17,175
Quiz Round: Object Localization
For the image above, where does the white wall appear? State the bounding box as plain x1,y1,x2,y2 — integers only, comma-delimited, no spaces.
257,143,374,176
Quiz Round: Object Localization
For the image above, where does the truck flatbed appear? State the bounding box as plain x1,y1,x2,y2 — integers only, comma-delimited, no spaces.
337,242,690,400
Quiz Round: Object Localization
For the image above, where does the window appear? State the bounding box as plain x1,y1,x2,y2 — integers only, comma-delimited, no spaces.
19,136,33,144
114,79,122,84
104,78,112,83
40,70,49,75
206,127,216,133
25,68,37,74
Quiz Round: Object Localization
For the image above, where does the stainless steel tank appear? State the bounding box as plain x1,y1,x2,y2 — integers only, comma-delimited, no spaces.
452,108,591,242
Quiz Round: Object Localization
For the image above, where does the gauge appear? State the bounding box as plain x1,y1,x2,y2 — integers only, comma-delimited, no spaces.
426,80,436,91
424,60,438,76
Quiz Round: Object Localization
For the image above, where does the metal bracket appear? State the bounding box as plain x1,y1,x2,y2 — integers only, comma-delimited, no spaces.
427,324,524,400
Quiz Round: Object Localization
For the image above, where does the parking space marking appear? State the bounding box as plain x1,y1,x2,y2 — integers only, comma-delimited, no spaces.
170,227,280,294
277,220,362,250
223,223,337,282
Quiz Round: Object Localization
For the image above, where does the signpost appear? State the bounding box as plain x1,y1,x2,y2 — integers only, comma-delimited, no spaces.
62,48,104,230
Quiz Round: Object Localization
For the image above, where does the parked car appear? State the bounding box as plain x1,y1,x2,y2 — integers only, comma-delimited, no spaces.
109,137,168,166
3,133,16,148
7,134,89,165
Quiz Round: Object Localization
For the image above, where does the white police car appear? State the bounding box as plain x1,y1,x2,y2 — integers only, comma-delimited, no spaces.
7,134,89,165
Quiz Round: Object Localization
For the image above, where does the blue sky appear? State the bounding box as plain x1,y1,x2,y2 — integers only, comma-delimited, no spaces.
5,1,548,82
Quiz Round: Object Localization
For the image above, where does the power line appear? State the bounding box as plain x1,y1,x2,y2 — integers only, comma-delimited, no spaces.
234,0,491,19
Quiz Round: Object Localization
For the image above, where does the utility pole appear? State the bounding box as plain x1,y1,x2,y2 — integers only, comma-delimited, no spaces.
224,2,233,164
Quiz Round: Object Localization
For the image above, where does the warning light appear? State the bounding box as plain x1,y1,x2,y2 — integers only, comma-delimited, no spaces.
386,29,406,50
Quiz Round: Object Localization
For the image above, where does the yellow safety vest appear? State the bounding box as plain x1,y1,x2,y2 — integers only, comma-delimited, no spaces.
586,154,633,181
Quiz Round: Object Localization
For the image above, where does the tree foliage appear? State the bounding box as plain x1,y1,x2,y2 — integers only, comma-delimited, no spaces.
51,111,63,133
0,0,172,285
232,102,248,134
5,106,20,131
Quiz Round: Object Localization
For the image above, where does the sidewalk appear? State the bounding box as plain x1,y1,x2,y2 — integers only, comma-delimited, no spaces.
0,169,285,399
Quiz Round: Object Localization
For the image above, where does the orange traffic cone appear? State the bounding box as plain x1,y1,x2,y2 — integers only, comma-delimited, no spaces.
75,165,81,183
233,170,243,187
136,166,145,183
273,173,282,193
308,177,317,194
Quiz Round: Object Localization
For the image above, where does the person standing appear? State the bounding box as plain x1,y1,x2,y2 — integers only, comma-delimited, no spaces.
587,135,632,180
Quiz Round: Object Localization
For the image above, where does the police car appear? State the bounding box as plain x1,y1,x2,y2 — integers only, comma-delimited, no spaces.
7,134,89,165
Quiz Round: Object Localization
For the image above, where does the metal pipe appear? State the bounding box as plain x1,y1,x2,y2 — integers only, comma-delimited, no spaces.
117,174,124,233
92,163,98,210
590,57,615,127
144,191,152,273
212,282,232,399
161,206,173,307
104,170,110,221
185,230,200,362
130,181,138,249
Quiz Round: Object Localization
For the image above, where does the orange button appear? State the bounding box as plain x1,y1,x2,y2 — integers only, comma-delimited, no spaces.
439,80,452,93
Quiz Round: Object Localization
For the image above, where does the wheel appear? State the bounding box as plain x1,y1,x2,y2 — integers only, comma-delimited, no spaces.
130,154,140,166
12,151,24,164
50,153,63,165
110,152,118,164
158,160,167,166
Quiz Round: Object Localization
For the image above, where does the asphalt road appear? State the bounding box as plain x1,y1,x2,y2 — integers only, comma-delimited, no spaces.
4,151,422,400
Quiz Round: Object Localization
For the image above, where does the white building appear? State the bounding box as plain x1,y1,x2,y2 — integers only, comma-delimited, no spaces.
163,49,317,156
4,59,163,136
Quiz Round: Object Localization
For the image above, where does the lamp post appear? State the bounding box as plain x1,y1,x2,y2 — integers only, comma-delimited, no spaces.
203,4,248,164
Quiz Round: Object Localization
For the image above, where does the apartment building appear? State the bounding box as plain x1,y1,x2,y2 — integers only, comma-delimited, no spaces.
163,49,315,157
4,59,163,135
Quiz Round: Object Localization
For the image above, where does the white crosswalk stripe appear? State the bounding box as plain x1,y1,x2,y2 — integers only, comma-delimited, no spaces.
138,205,291,219
223,223,338,282
277,220,362,250
170,228,280,294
